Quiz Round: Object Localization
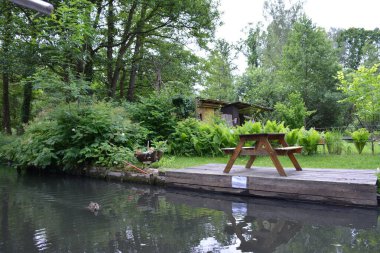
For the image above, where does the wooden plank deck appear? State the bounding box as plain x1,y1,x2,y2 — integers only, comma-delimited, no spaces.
165,164,379,207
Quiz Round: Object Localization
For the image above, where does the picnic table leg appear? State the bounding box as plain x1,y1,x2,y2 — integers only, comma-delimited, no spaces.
260,140,287,176
245,155,256,169
268,152,287,176
288,153,302,171
224,140,245,173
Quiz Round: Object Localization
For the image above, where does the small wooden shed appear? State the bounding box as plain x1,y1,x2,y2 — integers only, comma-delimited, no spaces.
196,98,227,123
196,98,273,126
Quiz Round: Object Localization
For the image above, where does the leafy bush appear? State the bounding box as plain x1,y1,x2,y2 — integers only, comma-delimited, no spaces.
324,131,344,155
285,129,299,146
5,102,148,171
274,92,313,129
212,122,237,148
168,118,202,156
263,120,287,133
351,128,370,154
168,118,238,157
298,128,321,155
235,121,262,135
127,95,177,141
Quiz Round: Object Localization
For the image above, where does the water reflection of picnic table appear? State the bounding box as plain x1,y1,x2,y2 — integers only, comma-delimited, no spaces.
223,133,303,176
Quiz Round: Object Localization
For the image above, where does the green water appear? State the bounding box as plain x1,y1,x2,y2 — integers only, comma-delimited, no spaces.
0,166,379,253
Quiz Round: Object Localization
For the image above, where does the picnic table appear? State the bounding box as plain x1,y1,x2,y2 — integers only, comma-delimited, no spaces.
223,133,303,176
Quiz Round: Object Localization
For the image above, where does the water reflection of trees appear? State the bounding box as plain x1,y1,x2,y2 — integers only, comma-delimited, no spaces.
224,213,302,253
0,168,379,253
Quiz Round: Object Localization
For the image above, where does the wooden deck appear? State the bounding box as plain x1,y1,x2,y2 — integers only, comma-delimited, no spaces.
165,164,379,207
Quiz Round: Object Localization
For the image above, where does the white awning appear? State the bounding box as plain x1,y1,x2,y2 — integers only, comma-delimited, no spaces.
11,0,53,15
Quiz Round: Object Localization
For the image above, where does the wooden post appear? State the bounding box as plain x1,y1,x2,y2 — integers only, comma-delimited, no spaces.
224,138,245,173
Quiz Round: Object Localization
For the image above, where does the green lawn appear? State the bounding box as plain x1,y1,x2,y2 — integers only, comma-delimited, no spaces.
156,143,380,170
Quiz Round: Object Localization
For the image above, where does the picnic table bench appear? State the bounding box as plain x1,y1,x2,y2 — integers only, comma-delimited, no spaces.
222,133,302,176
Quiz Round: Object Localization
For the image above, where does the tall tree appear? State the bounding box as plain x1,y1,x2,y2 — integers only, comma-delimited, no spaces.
201,39,237,102
35,0,219,100
0,0,13,134
337,64,380,130
336,28,380,70
238,0,304,108
261,0,304,69
279,16,341,127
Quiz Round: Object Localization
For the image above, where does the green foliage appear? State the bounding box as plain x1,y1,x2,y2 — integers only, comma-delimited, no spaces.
337,64,380,129
298,128,321,155
4,102,148,171
274,92,313,129
336,28,380,69
127,94,177,141
279,16,341,127
168,118,216,156
324,131,344,155
263,120,287,133
168,118,201,156
0,133,17,160
235,121,262,135
168,119,290,156
351,128,370,154
201,39,237,102
213,122,237,148
171,95,196,119
168,118,241,157
31,68,93,106
285,129,299,146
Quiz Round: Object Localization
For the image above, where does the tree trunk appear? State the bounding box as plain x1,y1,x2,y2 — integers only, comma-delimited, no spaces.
127,34,143,101
155,68,163,91
1,1,12,134
126,3,147,101
21,81,33,125
106,0,115,97
2,73,11,134
119,67,127,99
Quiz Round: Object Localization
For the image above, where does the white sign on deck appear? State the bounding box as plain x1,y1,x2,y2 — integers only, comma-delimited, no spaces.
231,176,247,189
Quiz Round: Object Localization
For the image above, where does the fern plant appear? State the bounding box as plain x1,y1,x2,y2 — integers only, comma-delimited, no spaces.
351,128,370,154
285,129,299,146
324,131,344,155
298,128,321,155
263,120,287,133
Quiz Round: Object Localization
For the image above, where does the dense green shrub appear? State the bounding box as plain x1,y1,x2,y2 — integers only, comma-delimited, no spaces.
127,95,177,141
212,122,237,148
285,129,299,146
168,118,229,156
4,102,148,171
324,131,344,155
351,128,370,154
298,128,321,155
263,120,287,133
168,118,202,156
274,92,313,129
235,121,262,135
168,119,291,156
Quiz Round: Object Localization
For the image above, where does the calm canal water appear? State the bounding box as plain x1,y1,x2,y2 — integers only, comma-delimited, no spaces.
0,166,379,253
